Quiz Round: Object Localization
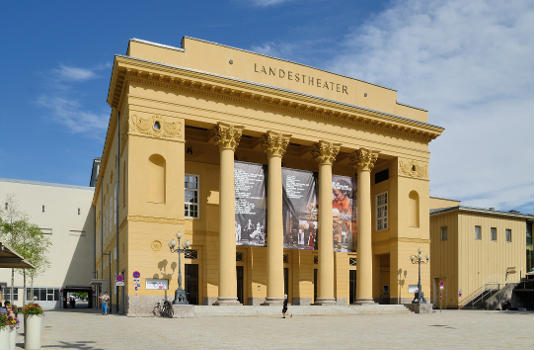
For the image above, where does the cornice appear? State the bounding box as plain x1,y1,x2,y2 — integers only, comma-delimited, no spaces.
107,55,444,143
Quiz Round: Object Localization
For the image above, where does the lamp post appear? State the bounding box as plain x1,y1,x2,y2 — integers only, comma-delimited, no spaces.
410,248,429,304
169,232,191,304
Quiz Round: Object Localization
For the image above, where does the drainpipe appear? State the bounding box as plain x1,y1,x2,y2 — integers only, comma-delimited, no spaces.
116,111,121,314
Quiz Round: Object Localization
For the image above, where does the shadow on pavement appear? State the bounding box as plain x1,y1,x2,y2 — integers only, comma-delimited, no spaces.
41,340,103,350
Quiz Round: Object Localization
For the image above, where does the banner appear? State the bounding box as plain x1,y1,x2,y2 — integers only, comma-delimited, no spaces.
332,175,357,252
234,161,266,246
282,168,318,249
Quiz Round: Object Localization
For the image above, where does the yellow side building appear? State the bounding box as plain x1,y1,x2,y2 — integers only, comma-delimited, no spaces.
93,37,444,314
430,197,533,309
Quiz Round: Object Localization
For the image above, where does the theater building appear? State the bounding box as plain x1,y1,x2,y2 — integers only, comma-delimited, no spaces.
93,37,443,313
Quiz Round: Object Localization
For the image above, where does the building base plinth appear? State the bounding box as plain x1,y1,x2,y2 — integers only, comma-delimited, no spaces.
171,305,195,318
262,297,285,306
404,303,433,314
214,297,241,306
313,298,336,305
355,298,375,305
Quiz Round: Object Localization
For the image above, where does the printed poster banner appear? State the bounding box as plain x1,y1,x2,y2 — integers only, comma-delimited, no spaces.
282,168,318,250
332,175,357,252
234,161,266,246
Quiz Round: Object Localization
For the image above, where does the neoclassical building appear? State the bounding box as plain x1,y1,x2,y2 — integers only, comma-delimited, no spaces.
93,37,443,314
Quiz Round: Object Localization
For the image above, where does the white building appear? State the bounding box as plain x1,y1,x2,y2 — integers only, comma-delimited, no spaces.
0,178,94,309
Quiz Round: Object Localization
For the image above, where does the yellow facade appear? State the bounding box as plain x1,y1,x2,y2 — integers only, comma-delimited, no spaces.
93,37,443,314
430,201,529,308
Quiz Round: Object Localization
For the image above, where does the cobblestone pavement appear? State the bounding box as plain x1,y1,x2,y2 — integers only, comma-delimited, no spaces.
14,309,534,349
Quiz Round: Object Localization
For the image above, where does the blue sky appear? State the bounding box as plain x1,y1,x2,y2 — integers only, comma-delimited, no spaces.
0,0,532,214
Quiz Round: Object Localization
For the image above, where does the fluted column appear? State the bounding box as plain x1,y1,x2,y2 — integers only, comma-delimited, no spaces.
263,131,291,305
352,148,379,304
213,122,243,305
313,141,340,305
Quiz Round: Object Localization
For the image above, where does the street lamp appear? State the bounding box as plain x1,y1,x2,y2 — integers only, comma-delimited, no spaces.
169,232,191,304
410,248,430,304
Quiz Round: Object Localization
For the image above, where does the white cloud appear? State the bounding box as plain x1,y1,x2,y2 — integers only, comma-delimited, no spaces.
324,0,534,212
53,65,97,82
249,0,292,7
36,95,108,136
250,41,298,59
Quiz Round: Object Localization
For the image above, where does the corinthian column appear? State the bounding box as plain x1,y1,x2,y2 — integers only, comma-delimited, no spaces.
313,140,340,305
352,148,379,304
213,122,243,305
262,131,291,305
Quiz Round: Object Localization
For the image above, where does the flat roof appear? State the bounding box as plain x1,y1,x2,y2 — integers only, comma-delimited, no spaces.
430,205,534,220
0,178,94,191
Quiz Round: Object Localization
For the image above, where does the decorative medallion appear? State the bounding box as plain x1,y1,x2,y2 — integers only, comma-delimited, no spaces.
151,240,163,251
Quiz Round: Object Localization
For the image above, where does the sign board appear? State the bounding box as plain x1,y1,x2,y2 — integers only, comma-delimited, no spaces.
408,284,419,293
115,274,124,283
133,271,141,279
115,281,125,287
459,289,462,297
439,281,444,290
145,278,169,290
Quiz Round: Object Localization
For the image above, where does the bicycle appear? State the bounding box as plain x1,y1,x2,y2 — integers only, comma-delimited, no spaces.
153,299,174,318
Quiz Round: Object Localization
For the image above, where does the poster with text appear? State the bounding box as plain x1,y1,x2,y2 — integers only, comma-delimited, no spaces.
282,168,318,249
332,175,357,252
235,161,266,246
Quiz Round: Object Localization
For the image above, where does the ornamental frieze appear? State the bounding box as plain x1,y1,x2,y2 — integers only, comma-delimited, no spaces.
398,159,428,179
263,131,291,158
129,114,183,141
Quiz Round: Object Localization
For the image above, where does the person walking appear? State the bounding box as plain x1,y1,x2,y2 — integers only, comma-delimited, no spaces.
282,294,290,318
100,291,110,315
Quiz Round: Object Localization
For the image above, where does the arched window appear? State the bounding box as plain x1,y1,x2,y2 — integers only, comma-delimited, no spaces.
408,191,419,227
148,154,166,203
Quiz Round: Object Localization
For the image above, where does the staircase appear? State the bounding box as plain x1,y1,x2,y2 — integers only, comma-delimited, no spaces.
462,283,501,309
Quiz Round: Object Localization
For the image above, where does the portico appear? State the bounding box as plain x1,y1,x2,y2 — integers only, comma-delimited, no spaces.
94,36,443,314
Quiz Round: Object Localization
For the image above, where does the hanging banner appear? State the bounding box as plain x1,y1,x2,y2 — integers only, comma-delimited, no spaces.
234,161,267,246
282,168,318,249
332,175,357,252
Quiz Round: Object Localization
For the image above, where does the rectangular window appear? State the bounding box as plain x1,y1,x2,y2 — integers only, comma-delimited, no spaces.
506,229,512,242
3,287,18,301
440,226,448,241
185,174,199,218
47,288,54,301
491,227,497,241
475,225,482,240
376,192,388,231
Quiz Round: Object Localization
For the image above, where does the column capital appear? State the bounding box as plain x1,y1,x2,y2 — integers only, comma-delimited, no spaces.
313,141,340,165
212,123,243,151
352,148,379,172
263,131,291,158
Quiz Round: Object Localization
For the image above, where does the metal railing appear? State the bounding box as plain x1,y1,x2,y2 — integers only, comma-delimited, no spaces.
461,282,500,309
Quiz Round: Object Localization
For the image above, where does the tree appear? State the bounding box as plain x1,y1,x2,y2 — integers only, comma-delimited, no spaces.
0,195,51,305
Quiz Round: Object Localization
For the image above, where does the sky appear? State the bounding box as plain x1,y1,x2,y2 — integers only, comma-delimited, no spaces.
0,0,532,214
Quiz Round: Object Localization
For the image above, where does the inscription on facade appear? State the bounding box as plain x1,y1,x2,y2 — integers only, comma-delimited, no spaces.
254,63,349,95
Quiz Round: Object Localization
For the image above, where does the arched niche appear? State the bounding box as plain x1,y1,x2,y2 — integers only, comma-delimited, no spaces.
147,154,166,203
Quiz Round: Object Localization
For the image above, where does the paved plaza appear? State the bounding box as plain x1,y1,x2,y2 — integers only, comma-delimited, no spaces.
12,309,534,349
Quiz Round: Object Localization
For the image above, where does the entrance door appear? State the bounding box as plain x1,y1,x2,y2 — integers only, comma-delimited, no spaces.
284,268,289,296
313,269,318,303
185,264,199,305
349,270,357,304
236,266,244,304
